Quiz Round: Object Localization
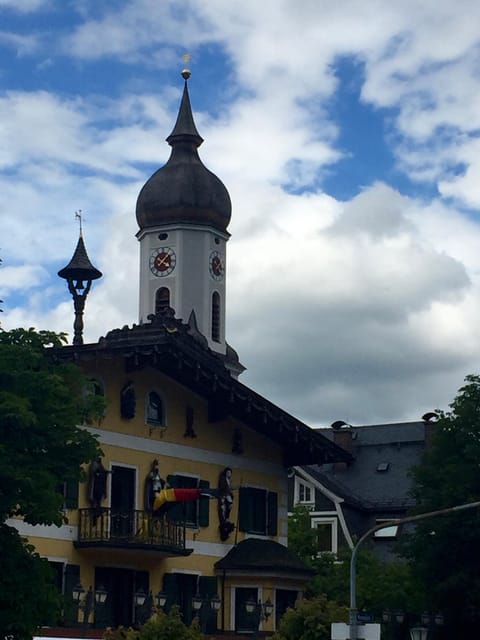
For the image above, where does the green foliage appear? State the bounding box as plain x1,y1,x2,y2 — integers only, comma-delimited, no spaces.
288,505,321,565
0,327,104,638
103,626,138,640
0,524,59,639
401,375,480,633
103,607,203,640
0,327,102,525
271,595,348,640
288,506,418,615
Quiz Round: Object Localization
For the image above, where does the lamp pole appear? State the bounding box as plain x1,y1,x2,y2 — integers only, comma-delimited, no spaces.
349,500,480,640
245,597,274,637
134,588,167,626
73,583,108,638
192,593,222,633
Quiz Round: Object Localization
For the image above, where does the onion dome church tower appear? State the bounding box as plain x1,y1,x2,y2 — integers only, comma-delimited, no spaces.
136,67,235,364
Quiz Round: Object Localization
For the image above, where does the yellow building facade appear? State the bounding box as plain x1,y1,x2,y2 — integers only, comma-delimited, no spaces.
12,72,349,636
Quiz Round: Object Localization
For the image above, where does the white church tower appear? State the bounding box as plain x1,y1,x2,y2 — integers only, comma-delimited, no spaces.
136,68,243,374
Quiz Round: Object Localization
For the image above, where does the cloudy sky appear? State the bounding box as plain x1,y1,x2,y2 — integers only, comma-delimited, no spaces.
1,0,480,427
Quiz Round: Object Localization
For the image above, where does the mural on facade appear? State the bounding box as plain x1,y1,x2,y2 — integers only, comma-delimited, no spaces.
218,466,235,541
88,456,109,523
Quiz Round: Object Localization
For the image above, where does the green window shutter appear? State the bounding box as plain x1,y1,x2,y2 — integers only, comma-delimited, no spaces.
163,573,180,612
267,491,278,536
166,474,198,525
199,575,217,597
198,575,219,634
239,487,252,532
64,564,80,625
65,479,79,509
199,479,210,527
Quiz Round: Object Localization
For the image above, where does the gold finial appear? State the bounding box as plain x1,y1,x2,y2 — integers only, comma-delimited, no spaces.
75,210,83,236
181,52,191,80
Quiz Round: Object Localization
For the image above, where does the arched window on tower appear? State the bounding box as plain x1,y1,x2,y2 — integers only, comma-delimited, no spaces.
211,292,221,343
146,391,165,427
155,287,170,314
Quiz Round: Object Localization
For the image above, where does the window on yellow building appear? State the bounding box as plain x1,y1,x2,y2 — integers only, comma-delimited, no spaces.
238,487,277,536
166,474,210,528
146,391,165,426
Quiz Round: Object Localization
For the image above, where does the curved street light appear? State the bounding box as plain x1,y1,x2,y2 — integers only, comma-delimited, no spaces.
349,500,480,640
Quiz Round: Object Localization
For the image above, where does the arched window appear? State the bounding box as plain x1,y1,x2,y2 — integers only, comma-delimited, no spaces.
211,292,220,343
155,287,170,314
146,391,165,426
82,377,106,422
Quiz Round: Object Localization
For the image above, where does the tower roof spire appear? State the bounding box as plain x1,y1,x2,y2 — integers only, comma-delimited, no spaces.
58,217,102,345
58,228,102,283
166,60,203,147
135,61,231,233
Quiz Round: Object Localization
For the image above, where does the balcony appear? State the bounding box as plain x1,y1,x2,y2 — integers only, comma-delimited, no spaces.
75,509,192,556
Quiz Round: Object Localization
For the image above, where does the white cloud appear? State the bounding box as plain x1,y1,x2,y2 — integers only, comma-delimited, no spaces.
0,0,48,11
2,0,480,427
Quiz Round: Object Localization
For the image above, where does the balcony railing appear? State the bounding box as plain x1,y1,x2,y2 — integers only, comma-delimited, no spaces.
76,508,188,553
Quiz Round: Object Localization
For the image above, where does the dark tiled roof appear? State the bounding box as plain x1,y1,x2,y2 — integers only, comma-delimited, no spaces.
214,538,314,577
136,81,231,232
307,422,426,510
52,309,352,467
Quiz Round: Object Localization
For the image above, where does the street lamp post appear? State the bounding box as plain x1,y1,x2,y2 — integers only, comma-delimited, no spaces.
245,597,274,635
409,612,444,640
382,609,405,640
133,588,167,625
72,583,108,638
192,592,222,633
349,500,480,640
409,626,428,640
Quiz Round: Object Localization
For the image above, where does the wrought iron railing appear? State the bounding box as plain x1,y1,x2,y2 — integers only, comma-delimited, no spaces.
77,508,186,551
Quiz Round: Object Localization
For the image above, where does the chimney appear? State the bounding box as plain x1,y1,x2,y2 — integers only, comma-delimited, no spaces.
331,420,354,471
422,412,438,449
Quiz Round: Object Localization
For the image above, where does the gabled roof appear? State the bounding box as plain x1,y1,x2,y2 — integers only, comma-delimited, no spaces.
52,308,352,467
214,538,314,578
304,422,426,511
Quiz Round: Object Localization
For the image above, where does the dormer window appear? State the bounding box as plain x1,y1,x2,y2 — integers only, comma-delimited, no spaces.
294,477,315,505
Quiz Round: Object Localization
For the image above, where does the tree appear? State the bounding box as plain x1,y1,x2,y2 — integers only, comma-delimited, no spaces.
0,327,103,638
271,594,348,640
103,607,203,640
401,375,480,636
288,506,418,617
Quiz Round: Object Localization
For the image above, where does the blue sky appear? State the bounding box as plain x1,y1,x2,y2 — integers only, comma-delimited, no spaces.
2,0,480,426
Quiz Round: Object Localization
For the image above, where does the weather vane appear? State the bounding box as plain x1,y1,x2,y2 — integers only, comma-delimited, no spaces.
182,52,191,80
75,210,83,236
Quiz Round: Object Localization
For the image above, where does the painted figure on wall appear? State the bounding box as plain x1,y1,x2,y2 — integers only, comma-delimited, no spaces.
88,457,109,523
218,466,235,541
144,459,165,512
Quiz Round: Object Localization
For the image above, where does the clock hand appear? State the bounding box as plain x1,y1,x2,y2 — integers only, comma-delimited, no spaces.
158,254,170,266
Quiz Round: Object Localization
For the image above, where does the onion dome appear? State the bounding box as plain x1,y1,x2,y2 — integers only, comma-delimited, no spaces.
136,77,231,232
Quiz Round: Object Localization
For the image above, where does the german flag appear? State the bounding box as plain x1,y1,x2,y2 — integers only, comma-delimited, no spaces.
152,487,203,511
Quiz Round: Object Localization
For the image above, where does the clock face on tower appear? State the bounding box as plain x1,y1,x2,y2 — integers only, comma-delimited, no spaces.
209,250,225,281
150,247,176,277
